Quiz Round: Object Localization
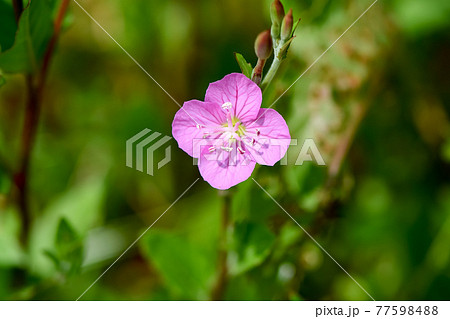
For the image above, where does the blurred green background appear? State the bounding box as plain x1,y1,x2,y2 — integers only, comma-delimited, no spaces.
1,0,450,300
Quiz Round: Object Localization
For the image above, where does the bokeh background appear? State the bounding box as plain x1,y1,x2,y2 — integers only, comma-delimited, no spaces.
1,0,450,300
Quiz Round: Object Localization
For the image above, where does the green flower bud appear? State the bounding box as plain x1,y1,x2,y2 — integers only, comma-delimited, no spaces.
254,30,273,60
281,8,293,41
270,0,285,40
270,0,285,26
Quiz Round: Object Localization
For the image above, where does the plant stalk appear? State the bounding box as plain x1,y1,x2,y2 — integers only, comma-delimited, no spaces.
15,76,39,244
12,0,23,22
260,56,282,92
210,190,231,300
14,0,70,245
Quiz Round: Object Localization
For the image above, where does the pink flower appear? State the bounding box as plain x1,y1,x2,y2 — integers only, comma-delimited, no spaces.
172,73,290,190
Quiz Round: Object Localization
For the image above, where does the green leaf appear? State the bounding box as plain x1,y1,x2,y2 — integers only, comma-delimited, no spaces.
0,72,5,88
392,0,450,37
29,178,105,277
442,136,450,163
231,179,277,223
0,207,25,267
43,250,60,268
0,0,53,73
0,160,11,193
140,230,215,299
229,222,276,275
291,19,301,38
56,218,80,254
234,52,253,79
0,0,17,52
277,36,295,60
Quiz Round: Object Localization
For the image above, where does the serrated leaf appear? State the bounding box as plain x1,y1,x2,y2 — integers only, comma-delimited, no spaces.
0,0,53,73
234,52,253,79
141,230,215,299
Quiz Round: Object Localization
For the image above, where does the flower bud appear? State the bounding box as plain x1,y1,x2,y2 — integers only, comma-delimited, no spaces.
254,30,273,60
281,8,293,41
270,0,285,26
270,0,285,40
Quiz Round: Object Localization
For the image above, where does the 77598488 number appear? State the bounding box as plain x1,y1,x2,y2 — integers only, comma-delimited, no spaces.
376,305,438,316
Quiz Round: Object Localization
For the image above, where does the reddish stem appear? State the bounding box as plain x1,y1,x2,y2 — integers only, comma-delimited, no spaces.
12,0,23,22
15,0,70,244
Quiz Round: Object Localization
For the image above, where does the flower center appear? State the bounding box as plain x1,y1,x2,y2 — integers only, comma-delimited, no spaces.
221,102,246,139
223,116,246,137
199,102,257,155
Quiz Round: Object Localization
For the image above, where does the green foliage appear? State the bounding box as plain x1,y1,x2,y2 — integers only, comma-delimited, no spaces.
229,222,276,275
276,36,295,59
231,178,277,222
0,0,53,73
140,230,216,299
0,0,449,301
0,164,11,194
0,208,25,267
0,0,17,52
234,52,253,78
290,19,300,38
392,0,450,36
0,72,5,88
29,179,105,277
44,218,84,276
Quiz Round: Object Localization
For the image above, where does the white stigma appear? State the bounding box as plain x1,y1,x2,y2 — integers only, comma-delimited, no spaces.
221,102,232,110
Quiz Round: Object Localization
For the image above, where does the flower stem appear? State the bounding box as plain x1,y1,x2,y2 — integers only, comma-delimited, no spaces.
211,190,231,300
14,0,70,245
12,0,23,22
15,75,39,244
260,56,282,92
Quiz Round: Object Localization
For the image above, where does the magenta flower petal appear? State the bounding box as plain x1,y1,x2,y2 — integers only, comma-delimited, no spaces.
172,100,226,157
198,144,256,190
244,108,291,166
172,73,291,190
205,73,262,123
